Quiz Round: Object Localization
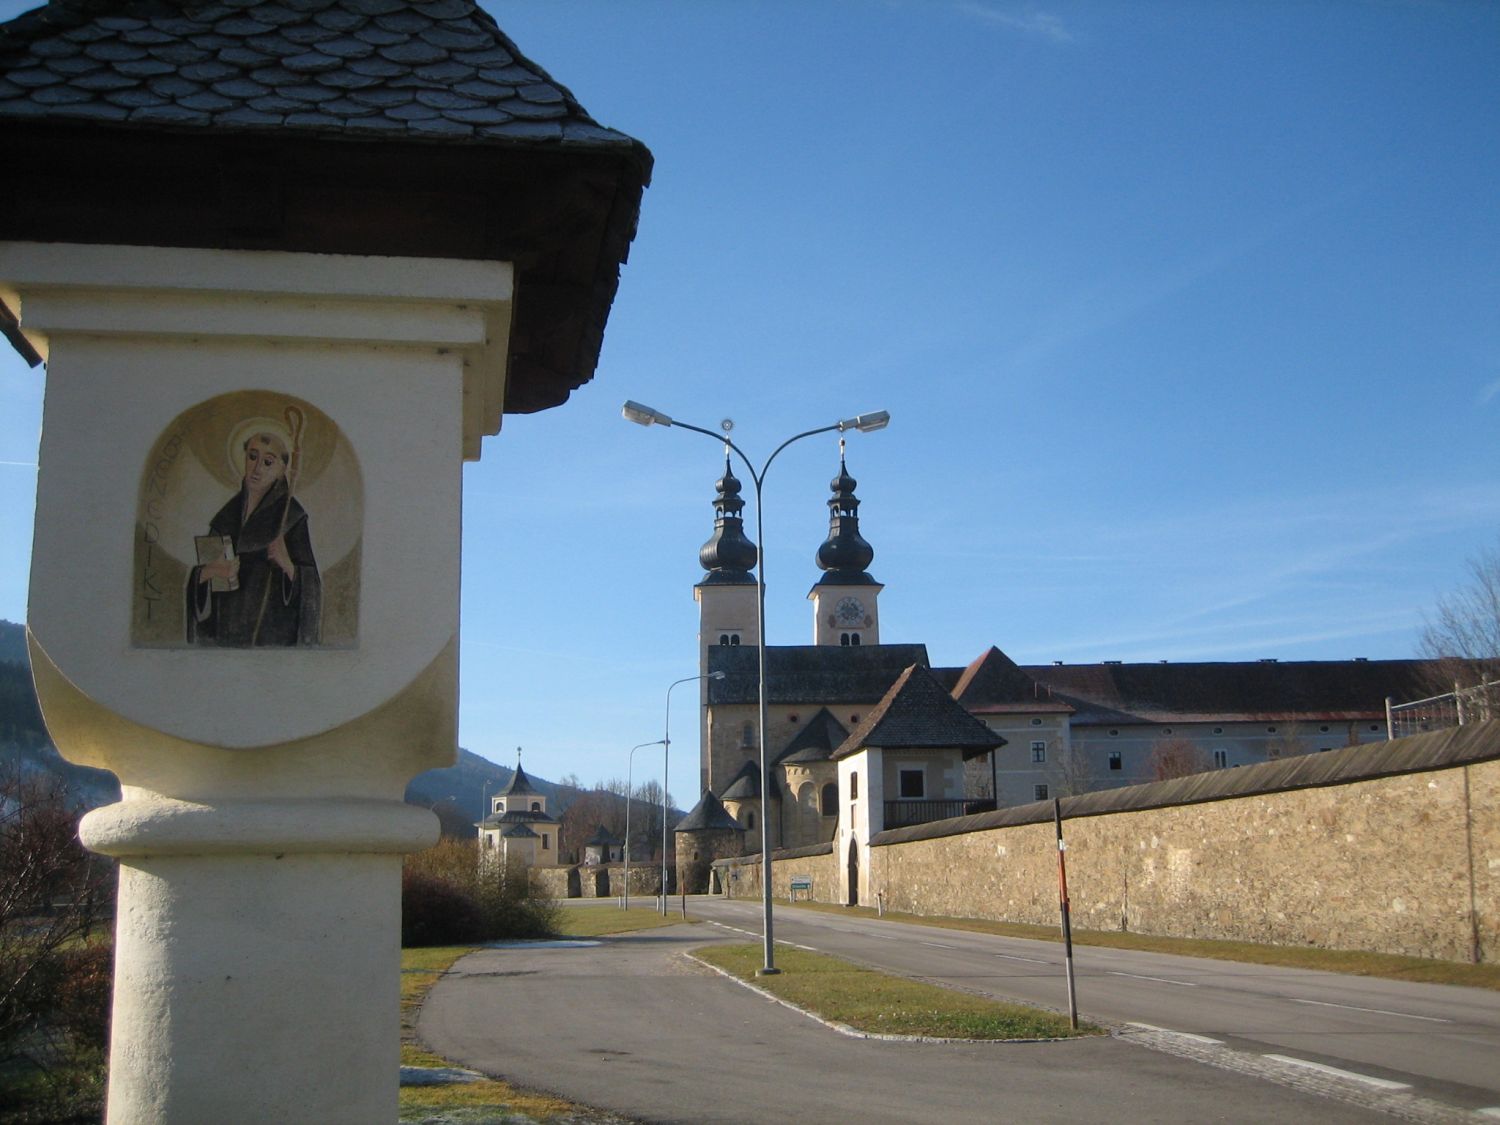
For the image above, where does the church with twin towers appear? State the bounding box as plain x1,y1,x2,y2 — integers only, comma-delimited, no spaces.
690,450,1442,854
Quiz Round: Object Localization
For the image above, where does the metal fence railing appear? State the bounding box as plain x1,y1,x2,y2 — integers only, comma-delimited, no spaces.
1387,678,1497,740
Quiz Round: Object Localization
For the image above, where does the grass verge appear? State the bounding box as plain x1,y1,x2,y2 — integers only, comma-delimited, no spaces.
786,901,1500,991
694,942,1098,1040
399,909,688,1120
557,904,700,938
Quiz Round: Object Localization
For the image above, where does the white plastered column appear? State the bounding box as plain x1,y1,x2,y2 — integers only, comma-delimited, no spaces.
2,242,513,1124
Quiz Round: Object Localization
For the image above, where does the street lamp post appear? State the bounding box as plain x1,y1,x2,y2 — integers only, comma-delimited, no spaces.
661,671,726,915
623,401,889,974
623,739,665,910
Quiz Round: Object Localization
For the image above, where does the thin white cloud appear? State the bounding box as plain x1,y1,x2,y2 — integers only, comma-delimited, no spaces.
953,2,1073,43
1478,377,1500,406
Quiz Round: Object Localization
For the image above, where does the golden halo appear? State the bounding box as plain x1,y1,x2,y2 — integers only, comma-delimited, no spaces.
225,416,292,481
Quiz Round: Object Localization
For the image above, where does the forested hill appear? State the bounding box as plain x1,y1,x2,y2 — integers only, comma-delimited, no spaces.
1,619,573,827
0,618,27,665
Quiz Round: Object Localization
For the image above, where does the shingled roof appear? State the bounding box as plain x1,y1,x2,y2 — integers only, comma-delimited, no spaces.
1017,659,1458,725
674,789,743,833
776,706,849,764
0,0,651,416
707,643,930,706
951,646,1073,715
832,664,1006,761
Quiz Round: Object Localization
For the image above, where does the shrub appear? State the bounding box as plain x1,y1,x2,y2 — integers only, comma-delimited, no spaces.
401,839,559,947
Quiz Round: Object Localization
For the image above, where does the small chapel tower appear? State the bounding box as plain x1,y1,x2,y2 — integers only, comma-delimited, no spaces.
809,448,882,646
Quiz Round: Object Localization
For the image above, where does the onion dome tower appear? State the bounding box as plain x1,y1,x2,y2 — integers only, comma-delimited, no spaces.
696,458,761,791
809,448,882,646
698,458,759,584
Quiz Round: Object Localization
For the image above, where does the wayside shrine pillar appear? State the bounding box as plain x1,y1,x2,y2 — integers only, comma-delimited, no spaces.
0,1,649,1119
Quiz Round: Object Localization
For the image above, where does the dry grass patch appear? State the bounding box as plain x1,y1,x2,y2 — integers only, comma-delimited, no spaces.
557,904,699,938
786,901,1500,990
695,943,1097,1040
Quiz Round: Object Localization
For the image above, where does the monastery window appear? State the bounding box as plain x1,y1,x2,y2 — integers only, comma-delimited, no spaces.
840,632,863,646
1031,741,1046,763
1368,724,1379,732
850,772,859,799
1319,725,1330,733
1266,726,1277,733
1030,718,1043,726
1034,784,1049,801
1163,727,1173,735
1109,729,1119,737
741,722,755,747
746,811,755,829
1108,750,1121,771
530,802,540,812
898,769,925,799
1213,749,1228,768
1213,727,1224,735
542,834,550,849
821,783,838,815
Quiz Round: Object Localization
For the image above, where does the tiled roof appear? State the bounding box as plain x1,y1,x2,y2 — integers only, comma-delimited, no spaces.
719,759,765,801
0,0,646,152
500,821,537,839
498,761,539,797
1017,658,1466,724
478,807,555,828
832,664,1006,760
674,789,743,833
776,707,849,764
950,646,1073,714
707,643,930,706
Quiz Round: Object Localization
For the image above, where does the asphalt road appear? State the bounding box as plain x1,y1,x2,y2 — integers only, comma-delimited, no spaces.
692,897,1500,1116
415,909,1484,1124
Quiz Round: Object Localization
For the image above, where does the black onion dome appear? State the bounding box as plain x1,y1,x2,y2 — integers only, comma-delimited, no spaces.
698,457,758,584
815,455,875,581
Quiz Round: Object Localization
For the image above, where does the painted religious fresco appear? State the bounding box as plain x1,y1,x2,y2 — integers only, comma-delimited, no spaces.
132,392,362,648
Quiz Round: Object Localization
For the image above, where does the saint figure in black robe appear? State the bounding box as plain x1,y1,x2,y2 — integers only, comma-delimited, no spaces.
187,431,321,647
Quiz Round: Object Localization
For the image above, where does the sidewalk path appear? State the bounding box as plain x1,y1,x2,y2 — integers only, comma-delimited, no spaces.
417,924,1398,1125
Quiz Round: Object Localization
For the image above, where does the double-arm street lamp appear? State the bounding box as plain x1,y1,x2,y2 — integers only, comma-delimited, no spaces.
622,739,664,910
623,401,890,973
661,671,726,915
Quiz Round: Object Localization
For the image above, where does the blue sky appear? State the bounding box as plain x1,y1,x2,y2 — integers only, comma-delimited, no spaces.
1,1,1497,805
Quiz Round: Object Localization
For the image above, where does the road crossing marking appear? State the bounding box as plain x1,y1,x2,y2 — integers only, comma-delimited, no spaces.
994,952,1050,965
920,941,957,949
1108,971,1197,987
1262,1055,1412,1091
1289,998,1451,1023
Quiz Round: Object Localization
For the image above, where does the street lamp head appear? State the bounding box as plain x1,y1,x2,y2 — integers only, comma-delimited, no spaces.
622,400,673,428
838,410,891,434
710,671,726,680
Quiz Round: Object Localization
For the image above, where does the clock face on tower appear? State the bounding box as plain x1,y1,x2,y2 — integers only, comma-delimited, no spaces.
834,596,865,626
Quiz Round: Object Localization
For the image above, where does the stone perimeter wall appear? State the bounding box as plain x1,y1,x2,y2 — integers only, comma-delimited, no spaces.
718,844,836,903
867,756,1497,962
724,726,1497,963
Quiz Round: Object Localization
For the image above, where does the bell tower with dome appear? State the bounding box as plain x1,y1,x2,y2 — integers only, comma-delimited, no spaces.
809,448,882,647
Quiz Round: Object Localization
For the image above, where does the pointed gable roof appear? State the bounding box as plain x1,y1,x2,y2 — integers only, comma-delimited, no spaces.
776,707,849,765
719,758,765,801
951,647,1073,715
674,789,743,833
833,664,1006,761
499,761,539,797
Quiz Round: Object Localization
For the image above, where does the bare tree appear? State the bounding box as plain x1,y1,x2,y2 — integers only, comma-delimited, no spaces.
1054,743,1094,796
0,770,113,1083
1146,736,1211,781
1420,537,1500,690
